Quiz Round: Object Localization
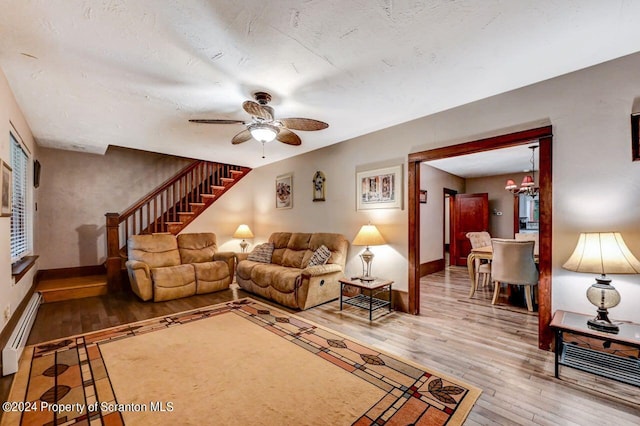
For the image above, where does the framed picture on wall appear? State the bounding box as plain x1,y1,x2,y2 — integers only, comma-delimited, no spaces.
632,113,640,161
356,164,403,210
275,173,293,209
1,160,12,217
419,189,428,204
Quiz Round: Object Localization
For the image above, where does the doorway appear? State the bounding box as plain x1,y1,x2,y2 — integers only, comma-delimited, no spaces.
443,188,457,265
408,126,553,350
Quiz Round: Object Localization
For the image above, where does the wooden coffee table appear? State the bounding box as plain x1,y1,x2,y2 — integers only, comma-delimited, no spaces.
339,277,393,321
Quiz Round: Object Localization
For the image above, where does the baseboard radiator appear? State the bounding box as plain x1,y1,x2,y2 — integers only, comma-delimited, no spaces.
2,292,42,376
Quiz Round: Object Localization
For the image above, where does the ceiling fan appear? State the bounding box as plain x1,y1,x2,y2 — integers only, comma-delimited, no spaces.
189,91,329,147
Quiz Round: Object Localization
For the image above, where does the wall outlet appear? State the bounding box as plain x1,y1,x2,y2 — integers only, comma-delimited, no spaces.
3,304,10,321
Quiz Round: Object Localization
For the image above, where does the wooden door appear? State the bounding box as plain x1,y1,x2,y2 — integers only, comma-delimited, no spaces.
451,193,489,266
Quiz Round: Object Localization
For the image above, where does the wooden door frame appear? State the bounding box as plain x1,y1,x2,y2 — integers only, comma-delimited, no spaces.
408,126,553,350
443,188,457,265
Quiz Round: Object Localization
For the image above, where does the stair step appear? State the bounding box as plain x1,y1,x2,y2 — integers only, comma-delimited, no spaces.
211,185,225,191
37,275,108,303
165,222,182,225
201,194,216,199
190,202,205,207
229,170,244,176
220,177,234,183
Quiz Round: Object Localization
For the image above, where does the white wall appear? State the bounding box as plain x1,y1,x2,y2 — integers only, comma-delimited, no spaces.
0,68,38,335
190,51,640,323
419,164,464,263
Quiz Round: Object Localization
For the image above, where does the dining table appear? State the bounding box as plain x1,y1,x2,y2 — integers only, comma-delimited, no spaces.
467,246,493,298
467,245,539,298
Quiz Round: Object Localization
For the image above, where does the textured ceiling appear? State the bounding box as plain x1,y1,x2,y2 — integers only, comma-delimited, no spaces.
427,143,540,178
1,1,640,168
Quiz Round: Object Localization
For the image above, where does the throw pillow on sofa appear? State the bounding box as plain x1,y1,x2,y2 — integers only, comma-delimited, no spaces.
307,244,331,266
248,242,275,263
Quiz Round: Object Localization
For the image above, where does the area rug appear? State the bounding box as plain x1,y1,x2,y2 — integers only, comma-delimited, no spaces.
2,298,480,425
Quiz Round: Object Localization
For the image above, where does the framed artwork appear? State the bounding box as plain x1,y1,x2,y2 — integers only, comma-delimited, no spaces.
275,173,293,209
33,159,41,188
1,160,12,217
632,113,640,161
313,171,326,201
419,189,428,204
356,165,403,210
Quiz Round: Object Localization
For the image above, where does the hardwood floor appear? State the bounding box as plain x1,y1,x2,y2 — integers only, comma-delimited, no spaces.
2,266,639,425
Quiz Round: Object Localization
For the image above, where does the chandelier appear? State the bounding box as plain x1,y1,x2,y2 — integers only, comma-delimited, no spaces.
505,145,539,197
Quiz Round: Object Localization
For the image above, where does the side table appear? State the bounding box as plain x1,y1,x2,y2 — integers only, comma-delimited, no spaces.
550,310,640,387
339,277,393,321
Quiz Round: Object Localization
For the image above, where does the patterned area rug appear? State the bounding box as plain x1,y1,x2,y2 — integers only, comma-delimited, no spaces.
2,298,480,425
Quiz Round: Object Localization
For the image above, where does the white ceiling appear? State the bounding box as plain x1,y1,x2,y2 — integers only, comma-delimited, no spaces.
1,1,640,168
426,143,540,178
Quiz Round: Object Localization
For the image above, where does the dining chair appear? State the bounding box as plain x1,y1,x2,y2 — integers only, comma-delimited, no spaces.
466,231,492,289
515,232,539,256
490,239,539,311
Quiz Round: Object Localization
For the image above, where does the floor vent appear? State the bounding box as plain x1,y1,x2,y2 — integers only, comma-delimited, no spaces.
2,292,42,376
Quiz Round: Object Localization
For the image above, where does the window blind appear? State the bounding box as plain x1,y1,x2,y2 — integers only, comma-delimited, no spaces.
10,133,29,261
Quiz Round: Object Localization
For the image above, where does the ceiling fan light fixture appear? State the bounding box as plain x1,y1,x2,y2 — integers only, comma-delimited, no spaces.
249,123,279,143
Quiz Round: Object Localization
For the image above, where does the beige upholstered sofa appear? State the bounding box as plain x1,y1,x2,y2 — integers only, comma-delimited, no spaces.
126,233,235,302
236,232,349,310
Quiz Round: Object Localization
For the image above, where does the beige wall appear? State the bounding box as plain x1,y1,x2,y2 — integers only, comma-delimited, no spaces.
187,140,410,283
36,147,191,269
179,172,255,254
0,68,38,335
419,164,464,262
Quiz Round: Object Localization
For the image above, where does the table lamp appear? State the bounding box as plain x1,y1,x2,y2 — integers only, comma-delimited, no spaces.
352,224,386,281
562,232,640,333
233,224,254,253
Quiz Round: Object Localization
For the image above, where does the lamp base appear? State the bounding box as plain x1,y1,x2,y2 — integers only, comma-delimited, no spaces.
587,307,619,333
587,318,619,334
357,275,376,282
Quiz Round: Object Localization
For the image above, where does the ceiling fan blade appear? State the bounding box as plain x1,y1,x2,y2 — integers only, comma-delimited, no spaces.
276,128,302,146
231,129,253,145
189,119,245,124
242,101,273,120
279,118,329,131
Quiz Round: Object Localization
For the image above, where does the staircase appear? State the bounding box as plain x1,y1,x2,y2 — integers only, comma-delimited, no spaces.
105,160,251,291
37,274,109,302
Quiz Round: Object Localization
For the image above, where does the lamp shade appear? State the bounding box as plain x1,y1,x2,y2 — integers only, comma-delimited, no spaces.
352,225,386,246
562,232,640,274
520,175,534,187
233,224,254,239
504,179,517,190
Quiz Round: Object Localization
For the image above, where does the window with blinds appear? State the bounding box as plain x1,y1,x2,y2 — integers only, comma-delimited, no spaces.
10,132,30,262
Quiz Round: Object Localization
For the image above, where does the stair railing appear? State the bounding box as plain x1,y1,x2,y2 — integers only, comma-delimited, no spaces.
105,160,248,291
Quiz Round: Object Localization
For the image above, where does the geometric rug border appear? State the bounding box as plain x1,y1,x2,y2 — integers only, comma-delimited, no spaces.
3,296,481,426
